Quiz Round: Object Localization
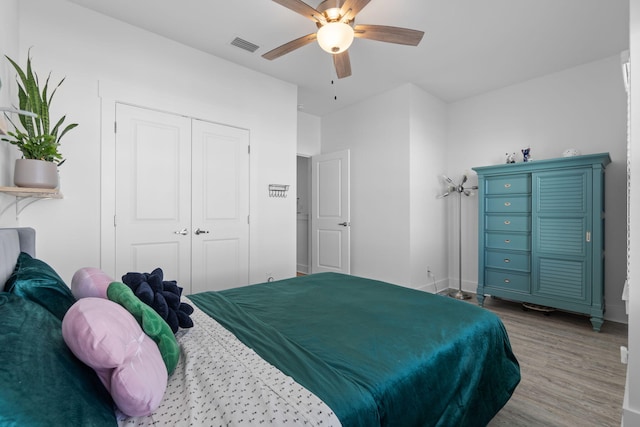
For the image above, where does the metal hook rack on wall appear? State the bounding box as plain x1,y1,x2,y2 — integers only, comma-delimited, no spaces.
269,184,289,198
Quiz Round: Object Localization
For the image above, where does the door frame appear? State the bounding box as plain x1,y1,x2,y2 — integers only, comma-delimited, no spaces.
296,154,312,274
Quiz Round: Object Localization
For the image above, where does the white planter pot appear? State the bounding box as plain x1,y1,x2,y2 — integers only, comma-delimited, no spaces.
14,159,59,189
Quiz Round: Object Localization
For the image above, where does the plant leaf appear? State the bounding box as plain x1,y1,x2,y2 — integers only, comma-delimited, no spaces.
57,122,78,142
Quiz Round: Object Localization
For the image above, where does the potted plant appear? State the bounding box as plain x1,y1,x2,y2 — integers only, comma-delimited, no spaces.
1,51,77,188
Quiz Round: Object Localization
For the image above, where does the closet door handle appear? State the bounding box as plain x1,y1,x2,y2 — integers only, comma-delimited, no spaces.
174,228,188,236
338,222,350,227
194,228,210,235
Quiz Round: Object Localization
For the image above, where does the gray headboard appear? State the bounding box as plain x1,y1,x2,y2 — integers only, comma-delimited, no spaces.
0,227,35,287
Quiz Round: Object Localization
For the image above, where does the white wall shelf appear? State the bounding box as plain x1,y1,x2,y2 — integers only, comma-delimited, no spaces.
0,186,63,217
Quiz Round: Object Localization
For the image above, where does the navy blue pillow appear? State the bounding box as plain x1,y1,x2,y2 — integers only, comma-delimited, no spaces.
4,252,76,320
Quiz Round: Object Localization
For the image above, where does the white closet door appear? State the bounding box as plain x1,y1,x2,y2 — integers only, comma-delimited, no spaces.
114,104,192,288
191,119,250,293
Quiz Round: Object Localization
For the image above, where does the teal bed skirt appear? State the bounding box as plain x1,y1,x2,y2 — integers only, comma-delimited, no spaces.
190,272,520,427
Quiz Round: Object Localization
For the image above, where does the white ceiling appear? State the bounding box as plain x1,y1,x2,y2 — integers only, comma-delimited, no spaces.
68,0,629,117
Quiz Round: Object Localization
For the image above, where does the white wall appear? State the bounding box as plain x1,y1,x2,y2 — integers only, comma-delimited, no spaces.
447,55,629,322
0,0,298,286
409,87,449,291
0,0,19,189
297,111,321,157
322,84,448,289
322,86,411,285
624,0,640,423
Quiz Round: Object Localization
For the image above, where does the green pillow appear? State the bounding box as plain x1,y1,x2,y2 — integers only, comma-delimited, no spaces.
0,292,116,426
4,252,76,320
107,281,180,374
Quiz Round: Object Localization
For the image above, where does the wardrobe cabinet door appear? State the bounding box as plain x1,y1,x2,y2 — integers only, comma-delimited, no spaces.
532,169,591,305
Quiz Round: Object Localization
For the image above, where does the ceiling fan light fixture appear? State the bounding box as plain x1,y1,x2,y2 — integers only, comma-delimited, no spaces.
317,22,354,54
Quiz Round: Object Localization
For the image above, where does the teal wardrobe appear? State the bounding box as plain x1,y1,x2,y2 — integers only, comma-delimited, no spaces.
473,153,611,331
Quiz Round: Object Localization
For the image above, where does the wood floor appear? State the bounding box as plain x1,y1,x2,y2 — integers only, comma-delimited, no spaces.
477,296,628,427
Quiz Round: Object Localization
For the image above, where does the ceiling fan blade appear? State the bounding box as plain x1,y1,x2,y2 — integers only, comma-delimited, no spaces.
272,0,324,23
340,0,371,22
354,24,424,46
262,33,318,60
333,50,352,79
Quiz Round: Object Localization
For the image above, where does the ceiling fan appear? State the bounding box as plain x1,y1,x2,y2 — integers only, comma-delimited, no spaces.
262,0,425,79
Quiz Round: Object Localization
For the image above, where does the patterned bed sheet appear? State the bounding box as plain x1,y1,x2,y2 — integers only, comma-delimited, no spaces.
118,297,341,427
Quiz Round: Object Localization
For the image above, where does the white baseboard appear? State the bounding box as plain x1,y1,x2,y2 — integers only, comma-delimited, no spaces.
296,264,309,274
419,278,449,294
606,302,629,324
623,370,640,426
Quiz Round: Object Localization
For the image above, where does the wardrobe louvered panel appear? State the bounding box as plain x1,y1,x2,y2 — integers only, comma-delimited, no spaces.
537,172,588,212
536,258,587,302
537,217,586,256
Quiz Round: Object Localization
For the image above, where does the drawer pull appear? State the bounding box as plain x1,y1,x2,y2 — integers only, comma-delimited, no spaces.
504,201,511,207
504,278,511,284
504,239,511,244
504,258,511,263
504,183,511,189
504,220,511,225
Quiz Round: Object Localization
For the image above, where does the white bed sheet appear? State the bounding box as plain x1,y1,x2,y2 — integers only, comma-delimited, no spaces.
118,297,341,427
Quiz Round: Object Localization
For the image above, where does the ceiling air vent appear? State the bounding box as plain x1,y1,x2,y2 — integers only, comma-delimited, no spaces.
231,37,260,53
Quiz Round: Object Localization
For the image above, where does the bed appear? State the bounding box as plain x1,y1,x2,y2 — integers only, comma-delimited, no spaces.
0,227,520,426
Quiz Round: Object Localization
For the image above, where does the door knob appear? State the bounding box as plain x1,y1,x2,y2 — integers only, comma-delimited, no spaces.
194,228,210,235
174,228,188,235
338,222,350,227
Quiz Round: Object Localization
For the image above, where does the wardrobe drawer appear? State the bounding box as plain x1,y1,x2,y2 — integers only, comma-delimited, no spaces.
485,232,530,250
485,196,531,213
485,175,531,195
485,269,530,292
486,215,531,232
486,250,530,271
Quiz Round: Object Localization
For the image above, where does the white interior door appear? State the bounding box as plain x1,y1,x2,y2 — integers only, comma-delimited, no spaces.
114,104,192,286
191,119,249,293
311,149,351,274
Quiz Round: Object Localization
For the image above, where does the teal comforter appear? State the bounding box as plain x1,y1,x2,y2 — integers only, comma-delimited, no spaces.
189,273,520,427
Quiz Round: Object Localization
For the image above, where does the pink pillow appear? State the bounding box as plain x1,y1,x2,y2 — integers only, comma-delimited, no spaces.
62,298,168,417
71,267,114,299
